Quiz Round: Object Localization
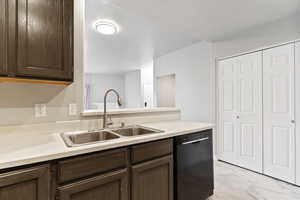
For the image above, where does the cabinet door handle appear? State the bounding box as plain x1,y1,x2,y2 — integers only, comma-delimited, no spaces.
236,116,240,119
182,137,209,145
291,120,295,124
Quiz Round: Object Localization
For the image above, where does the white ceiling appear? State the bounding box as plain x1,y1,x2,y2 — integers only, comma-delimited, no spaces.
85,0,300,74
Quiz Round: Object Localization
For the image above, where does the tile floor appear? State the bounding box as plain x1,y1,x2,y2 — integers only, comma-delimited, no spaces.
209,161,300,200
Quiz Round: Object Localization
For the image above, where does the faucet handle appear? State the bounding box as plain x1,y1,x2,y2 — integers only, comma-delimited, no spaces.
106,115,113,126
108,122,125,129
121,122,125,128
105,115,114,129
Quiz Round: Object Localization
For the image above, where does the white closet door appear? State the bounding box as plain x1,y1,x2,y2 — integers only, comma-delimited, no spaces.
236,52,263,173
263,44,295,183
218,58,238,165
296,42,300,186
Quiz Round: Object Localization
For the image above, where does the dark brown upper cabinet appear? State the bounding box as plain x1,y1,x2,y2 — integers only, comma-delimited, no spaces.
0,165,50,200
0,0,74,84
15,0,74,81
0,0,8,76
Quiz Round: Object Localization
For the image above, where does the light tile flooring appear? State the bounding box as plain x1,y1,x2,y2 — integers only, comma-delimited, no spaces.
209,161,300,200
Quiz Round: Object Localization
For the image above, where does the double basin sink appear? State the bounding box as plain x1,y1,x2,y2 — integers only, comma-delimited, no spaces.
61,125,164,147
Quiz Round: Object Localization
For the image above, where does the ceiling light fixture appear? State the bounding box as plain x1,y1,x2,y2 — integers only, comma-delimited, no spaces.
94,20,119,35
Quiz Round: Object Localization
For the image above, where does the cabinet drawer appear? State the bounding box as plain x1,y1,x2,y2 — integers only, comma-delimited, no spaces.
131,139,173,164
58,169,129,200
58,148,128,183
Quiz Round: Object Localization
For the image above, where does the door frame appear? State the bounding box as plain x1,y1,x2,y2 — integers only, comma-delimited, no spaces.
295,41,300,186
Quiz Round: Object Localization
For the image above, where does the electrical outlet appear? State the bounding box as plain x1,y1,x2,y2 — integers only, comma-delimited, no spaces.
69,103,77,116
35,104,47,117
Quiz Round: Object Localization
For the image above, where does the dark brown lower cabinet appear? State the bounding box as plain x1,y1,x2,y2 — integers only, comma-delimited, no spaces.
0,139,176,200
0,165,50,200
57,169,129,200
132,156,174,200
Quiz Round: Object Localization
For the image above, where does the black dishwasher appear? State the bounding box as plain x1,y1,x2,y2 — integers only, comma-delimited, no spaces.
174,129,214,200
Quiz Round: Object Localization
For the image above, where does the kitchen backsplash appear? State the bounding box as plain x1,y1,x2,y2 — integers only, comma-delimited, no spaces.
0,110,181,135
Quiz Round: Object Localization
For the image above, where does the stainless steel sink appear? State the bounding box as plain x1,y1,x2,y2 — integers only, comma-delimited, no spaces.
61,130,120,147
111,125,163,137
61,126,164,147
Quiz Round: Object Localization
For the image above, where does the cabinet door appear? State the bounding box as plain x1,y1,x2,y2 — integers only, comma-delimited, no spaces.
218,57,239,165
0,0,7,75
296,42,300,186
15,0,73,81
58,169,129,200
132,156,173,200
263,44,295,183
236,52,263,173
0,165,50,200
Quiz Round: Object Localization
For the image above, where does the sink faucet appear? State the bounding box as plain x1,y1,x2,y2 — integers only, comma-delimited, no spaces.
103,89,122,129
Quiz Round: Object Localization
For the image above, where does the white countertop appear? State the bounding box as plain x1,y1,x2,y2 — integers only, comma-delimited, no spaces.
0,120,214,170
81,107,180,116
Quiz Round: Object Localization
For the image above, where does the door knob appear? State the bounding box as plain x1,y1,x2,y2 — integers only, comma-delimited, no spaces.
237,116,240,119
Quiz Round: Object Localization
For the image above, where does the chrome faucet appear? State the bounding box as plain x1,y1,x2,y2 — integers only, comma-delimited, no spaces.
103,89,122,129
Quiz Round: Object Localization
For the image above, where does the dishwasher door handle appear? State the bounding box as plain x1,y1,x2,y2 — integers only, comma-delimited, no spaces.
181,137,209,145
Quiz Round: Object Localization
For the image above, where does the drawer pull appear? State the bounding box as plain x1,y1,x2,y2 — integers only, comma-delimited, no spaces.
182,137,209,145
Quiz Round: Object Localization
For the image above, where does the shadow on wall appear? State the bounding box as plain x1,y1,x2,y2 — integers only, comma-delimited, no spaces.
0,83,67,108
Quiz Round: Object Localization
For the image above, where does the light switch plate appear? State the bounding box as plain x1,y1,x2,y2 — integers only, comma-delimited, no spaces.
35,104,47,117
69,103,77,116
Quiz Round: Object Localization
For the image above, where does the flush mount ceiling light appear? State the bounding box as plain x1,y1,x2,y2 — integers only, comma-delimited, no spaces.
94,20,119,35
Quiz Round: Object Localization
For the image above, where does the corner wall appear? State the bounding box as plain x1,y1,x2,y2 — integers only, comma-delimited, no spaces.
124,70,143,108
154,41,215,123
85,73,125,109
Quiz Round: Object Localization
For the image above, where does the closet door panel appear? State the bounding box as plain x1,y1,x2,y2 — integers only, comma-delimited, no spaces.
296,42,300,186
263,44,295,183
218,58,238,165
236,52,263,173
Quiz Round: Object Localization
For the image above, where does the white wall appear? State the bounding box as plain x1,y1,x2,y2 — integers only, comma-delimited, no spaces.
141,64,154,108
154,41,214,122
124,70,142,108
85,73,125,109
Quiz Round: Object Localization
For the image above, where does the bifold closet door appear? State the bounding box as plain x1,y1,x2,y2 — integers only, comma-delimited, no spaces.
218,52,263,172
296,42,300,186
263,44,295,183
218,57,239,165
235,53,263,173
